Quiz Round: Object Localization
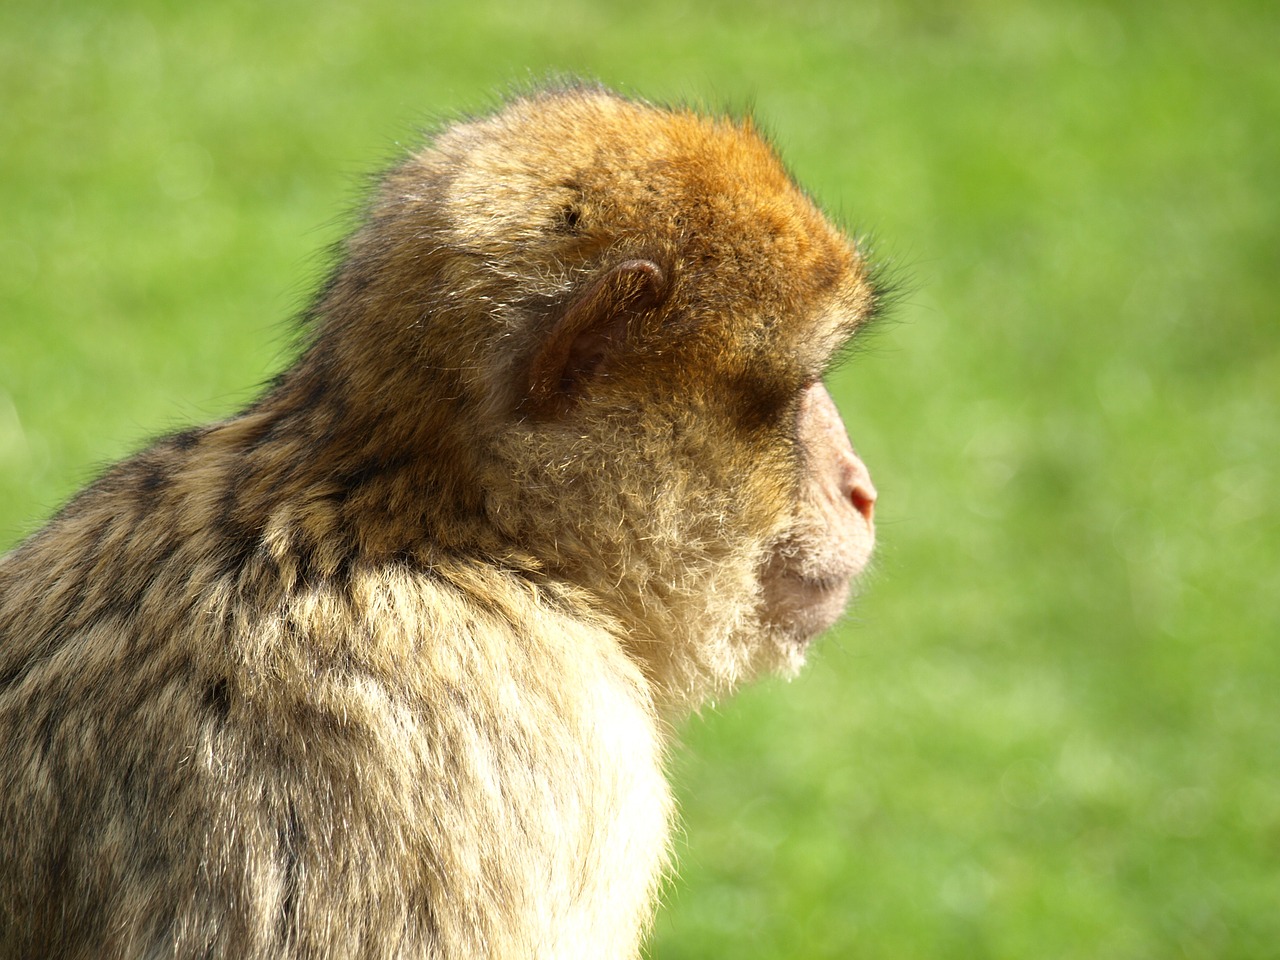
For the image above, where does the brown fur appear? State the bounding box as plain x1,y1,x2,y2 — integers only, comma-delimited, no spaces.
0,85,879,959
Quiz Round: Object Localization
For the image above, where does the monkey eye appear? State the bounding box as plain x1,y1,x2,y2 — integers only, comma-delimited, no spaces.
820,331,864,378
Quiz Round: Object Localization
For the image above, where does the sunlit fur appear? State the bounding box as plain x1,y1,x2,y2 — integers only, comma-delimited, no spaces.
0,85,876,958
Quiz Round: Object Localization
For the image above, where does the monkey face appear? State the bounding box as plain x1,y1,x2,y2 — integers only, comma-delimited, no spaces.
759,381,876,645
330,87,882,708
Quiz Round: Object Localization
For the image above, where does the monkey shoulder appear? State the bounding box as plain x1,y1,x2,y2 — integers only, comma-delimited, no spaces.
212,563,674,956
0,555,670,956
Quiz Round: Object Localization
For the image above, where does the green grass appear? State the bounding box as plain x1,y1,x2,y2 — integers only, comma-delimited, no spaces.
2,1,1276,957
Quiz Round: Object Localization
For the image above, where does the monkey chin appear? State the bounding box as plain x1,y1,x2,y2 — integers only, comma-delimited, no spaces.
793,575,856,639
758,532,870,658
764,573,856,654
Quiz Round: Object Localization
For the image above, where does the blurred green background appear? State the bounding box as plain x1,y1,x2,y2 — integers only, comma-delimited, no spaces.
2,1,1276,957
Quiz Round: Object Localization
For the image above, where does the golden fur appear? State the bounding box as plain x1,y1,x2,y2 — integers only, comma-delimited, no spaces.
0,85,877,958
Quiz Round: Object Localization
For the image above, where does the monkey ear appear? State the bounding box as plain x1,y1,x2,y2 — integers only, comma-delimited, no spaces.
524,259,669,416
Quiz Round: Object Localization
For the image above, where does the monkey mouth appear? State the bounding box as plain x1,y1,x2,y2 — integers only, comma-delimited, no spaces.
787,573,854,619
761,566,855,642
788,572,852,593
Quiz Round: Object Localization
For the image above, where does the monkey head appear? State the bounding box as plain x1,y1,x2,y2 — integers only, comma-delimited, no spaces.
308,86,880,711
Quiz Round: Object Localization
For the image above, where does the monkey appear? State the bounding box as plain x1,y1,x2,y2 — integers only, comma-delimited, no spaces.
0,84,880,959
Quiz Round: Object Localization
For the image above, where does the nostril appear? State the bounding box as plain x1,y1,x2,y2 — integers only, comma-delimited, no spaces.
849,480,876,523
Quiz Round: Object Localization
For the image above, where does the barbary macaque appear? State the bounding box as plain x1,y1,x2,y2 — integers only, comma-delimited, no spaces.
0,85,879,958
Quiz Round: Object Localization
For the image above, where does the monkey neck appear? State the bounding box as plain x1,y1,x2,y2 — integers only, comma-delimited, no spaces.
206,350,503,581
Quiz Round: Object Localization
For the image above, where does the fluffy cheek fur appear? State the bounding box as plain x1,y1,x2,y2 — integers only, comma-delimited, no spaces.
482,411,806,713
